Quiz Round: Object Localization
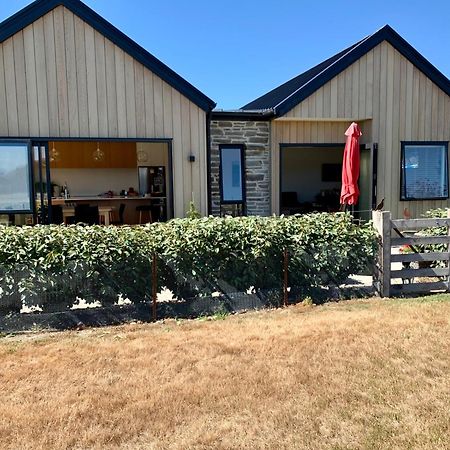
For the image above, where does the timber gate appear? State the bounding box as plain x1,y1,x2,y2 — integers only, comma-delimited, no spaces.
373,210,450,297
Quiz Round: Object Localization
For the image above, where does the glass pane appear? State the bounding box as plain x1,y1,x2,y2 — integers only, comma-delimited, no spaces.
0,144,32,212
221,147,243,202
402,144,448,199
40,146,50,223
33,145,52,224
358,148,371,220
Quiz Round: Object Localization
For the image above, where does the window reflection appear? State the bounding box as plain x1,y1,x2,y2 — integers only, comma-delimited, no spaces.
401,144,448,200
220,146,245,203
0,144,32,212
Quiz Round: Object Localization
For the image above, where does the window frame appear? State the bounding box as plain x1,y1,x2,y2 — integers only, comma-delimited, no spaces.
0,139,34,214
219,144,246,205
400,141,449,201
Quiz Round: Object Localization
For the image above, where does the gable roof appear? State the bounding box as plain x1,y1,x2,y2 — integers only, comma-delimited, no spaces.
0,0,216,112
242,25,450,117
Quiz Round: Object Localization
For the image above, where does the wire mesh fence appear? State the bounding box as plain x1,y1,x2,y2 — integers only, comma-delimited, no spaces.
0,259,152,315
0,244,373,327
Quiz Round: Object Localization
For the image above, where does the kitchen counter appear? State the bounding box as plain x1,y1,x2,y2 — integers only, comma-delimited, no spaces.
52,196,168,224
52,196,166,204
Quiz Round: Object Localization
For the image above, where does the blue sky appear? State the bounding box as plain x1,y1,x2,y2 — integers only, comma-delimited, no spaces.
2,0,450,109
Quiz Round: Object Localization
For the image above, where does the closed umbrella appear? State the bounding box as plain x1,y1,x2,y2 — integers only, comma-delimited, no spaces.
340,122,362,208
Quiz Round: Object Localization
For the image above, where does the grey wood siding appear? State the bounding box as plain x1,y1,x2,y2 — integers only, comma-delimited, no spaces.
272,41,450,218
0,6,208,217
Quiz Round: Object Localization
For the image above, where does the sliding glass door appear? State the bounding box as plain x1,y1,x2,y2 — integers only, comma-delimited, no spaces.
0,141,33,225
32,142,52,224
0,141,53,225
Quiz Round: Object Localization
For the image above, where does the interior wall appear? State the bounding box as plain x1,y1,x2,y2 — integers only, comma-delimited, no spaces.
50,141,170,198
51,168,138,197
282,146,344,202
136,142,169,166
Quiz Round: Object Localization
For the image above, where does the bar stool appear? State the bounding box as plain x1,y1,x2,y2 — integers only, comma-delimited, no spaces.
111,203,126,225
136,204,153,224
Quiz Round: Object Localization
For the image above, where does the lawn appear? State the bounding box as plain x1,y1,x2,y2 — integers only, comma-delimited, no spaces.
1,296,449,450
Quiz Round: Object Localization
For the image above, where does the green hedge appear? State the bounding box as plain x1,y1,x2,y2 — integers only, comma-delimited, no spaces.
0,225,153,311
422,208,448,219
409,208,449,259
0,213,377,311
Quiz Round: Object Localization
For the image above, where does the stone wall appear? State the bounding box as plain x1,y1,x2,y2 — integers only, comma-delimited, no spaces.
210,120,271,216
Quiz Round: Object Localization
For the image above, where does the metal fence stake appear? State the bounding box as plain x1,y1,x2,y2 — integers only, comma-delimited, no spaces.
152,254,157,321
283,248,289,307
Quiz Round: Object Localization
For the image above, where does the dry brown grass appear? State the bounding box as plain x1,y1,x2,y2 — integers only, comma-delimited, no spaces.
1,296,450,450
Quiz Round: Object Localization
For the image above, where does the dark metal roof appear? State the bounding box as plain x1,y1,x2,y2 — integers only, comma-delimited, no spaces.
0,0,216,112
242,25,450,117
211,109,275,121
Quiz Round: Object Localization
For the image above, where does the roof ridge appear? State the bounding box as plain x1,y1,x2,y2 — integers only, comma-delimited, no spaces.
240,36,365,111
241,24,450,116
272,32,374,111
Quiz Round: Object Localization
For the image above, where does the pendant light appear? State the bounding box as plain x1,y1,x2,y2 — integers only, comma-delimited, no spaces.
49,143,60,162
92,142,105,162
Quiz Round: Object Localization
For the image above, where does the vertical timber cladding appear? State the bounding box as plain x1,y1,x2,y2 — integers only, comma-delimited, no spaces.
273,41,450,218
210,120,271,215
0,6,209,217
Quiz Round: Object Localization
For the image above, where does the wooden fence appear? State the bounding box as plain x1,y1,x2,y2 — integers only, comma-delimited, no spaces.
372,210,450,297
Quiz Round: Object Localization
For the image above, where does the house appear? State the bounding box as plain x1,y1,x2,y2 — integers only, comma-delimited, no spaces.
0,0,215,225
0,1,449,225
210,25,450,219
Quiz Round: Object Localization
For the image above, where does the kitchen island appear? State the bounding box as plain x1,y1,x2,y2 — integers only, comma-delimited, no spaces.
52,196,167,224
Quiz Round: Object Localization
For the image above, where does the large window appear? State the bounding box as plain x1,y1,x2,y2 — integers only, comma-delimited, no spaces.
0,143,32,213
401,142,449,200
219,145,245,203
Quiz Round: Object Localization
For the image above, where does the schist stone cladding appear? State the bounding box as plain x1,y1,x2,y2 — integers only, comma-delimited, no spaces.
210,120,271,216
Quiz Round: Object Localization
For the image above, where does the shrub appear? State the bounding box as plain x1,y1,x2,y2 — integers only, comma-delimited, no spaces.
151,213,377,296
0,213,377,311
412,208,450,263
422,208,448,219
0,225,155,311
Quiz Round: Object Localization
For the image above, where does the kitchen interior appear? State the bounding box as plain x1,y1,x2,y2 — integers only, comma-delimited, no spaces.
48,140,171,225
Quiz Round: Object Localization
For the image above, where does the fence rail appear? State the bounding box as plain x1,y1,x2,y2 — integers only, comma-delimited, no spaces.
391,218,450,230
373,210,450,297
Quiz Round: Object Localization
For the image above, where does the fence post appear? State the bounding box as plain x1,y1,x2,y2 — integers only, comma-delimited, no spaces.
372,210,391,297
152,254,157,321
447,209,450,292
372,211,381,292
380,211,392,297
283,248,289,307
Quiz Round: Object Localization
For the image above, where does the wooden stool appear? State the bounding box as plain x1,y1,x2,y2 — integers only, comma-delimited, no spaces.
136,205,153,224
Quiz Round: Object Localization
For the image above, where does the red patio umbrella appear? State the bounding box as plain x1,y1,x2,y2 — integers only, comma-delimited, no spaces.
340,122,362,207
